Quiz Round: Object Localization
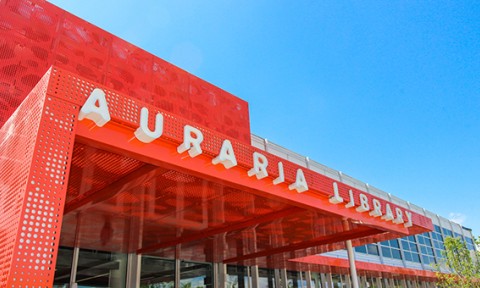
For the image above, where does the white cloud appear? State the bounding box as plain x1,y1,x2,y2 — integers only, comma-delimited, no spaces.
449,212,467,225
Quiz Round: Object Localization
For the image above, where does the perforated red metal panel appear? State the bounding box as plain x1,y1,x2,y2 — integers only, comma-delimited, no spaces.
0,62,50,287
0,69,77,287
0,0,251,143
0,0,436,279
0,65,434,284
44,65,432,234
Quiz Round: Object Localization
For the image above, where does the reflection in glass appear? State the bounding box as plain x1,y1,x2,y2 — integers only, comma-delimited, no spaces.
141,257,175,288
331,274,344,287
227,265,249,288
53,247,74,287
54,248,126,287
258,268,275,288
180,261,213,288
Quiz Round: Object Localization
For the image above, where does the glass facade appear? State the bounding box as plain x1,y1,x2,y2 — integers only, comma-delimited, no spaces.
417,232,436,266
54,248,128,287
141,257,175,288
442,227,453,238
465,237,475,251
430,225,445,260
354,243,379,256
52,219,474,288
180,262,213,288
380,239,402,260
400,236,421,263
354,223,476,272
258,268,276,288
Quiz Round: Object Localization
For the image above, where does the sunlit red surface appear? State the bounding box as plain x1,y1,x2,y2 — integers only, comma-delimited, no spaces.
0,36,434,288
60,141,381,265
41,66,431,271
0,0,435,286
0,0,251,143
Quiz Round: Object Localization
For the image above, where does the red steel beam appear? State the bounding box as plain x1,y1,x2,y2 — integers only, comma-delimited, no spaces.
223,226,382,263
137,206,304,254
75,121,414,236
64,164,160,214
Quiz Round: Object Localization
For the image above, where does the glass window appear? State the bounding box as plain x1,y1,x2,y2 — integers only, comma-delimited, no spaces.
454,232,464,241
465,237,476,251
54,247,131,287
411,252,420,263
355,244,379,256
401,237,421,263
227,266,249,288
380,239,402,260
431,225,446,262
442,228,453,237
418,236,425,245
390,240,400,249
53,247,74,286
422,255,435,266
286,270,300,288
391,249,402,260
355,246,367,254
382,246,392,258
367,244,379,256
331,274,343,288
141,257,175,288
404,252,412,262
180,261,213,288
258,268,276,288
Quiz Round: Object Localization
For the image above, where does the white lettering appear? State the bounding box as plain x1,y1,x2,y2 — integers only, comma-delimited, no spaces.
134,107,164,143
393,207,404,224
345,189,355,208
356,194,370,212
83,91,420,230
273,162,285,185
382,203,394,221
79,88,111,127
177,125,204,157
212,139,237,169
404,211,413,228
329,182,344,204
369,199,382,217
247,152,269,179
289,169,308,193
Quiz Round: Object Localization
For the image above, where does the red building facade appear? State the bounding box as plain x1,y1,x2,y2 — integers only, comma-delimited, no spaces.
0,1,439,287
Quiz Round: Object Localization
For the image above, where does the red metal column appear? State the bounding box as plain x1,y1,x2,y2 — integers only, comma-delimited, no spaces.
0,69,77,287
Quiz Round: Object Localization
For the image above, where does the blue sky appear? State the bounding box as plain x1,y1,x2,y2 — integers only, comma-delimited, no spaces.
49,1,480,235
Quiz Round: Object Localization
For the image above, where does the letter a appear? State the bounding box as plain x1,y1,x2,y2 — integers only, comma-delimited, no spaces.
393,208,404,224
289,169,309,193
381,203,394,221
78,88,111,127
212,139,237,169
